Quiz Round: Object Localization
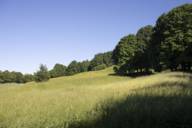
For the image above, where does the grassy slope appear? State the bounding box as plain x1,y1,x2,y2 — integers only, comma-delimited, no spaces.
0,67,192,128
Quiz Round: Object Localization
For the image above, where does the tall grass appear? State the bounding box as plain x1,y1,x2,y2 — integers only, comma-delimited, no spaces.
0,67,191,128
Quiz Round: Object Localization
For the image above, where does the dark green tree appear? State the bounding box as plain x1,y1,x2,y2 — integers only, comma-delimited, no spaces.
34,64,50,82
113,26,153,75
132,25,153,72
152,4,192,71
112,35,138,66
112,34,140,75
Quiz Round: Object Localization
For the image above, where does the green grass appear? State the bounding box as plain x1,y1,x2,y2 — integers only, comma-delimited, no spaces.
0,67,192,128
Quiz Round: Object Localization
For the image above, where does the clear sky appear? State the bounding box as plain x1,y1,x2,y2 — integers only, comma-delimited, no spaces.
0,0,191,73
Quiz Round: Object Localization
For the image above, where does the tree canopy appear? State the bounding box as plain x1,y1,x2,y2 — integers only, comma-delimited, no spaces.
112,35,138,66
152,4,192,71
113,26,153,75
113,4,192,75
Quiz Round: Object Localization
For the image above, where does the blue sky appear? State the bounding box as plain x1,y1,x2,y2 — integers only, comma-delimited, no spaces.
0,0,191,73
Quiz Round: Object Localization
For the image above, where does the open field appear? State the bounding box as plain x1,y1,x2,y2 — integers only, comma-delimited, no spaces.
0,67,192,128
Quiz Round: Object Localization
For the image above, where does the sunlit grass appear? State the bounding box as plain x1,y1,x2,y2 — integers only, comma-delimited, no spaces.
0,67,191,128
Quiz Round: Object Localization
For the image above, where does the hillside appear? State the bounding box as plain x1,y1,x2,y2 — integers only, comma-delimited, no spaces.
0,67,192,128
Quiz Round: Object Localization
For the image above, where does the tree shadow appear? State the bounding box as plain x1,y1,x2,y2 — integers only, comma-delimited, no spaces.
109,71,153,78
69,78,192,128
127,71,153,78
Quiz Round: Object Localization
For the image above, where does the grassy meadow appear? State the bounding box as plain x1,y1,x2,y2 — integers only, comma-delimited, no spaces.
0,67,192,128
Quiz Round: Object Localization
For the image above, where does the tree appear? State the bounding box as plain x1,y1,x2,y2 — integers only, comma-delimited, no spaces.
66,61,80,75
112,34,140,75
78,60,90,72
0,71,3,83
103,51,113,67
50,63,66,78
112,35,138,66
65,60,91,76
0,71,17,83
133,25,153,72
89,51,113,71
3,71,13,83
14,72,24,83
0,70,27,83
89,53,105,71
23,74,34,83
113,26,154,75
34,64,50,82
152,4,192,71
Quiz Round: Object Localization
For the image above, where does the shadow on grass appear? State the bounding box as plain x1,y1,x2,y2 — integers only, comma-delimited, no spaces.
109,71,153,78
69,75,192,128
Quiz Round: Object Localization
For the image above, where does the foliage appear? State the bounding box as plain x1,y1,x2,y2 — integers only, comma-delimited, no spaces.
50,63,67,78
34,64,50,82
113,26,153,75
78,60,90,72
114,4,192,75
66,60,91,75
23,74,34,83
151,4,192,71
128,25,153,73
91,64,107,71
102,51,113,67
66,61,80,75
89,51,113,71
0,70,34,83
112,35,138,66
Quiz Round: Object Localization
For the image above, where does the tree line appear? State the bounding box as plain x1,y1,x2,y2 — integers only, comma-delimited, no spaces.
112,4,192,75
0,51,113,83
0,71,34,83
